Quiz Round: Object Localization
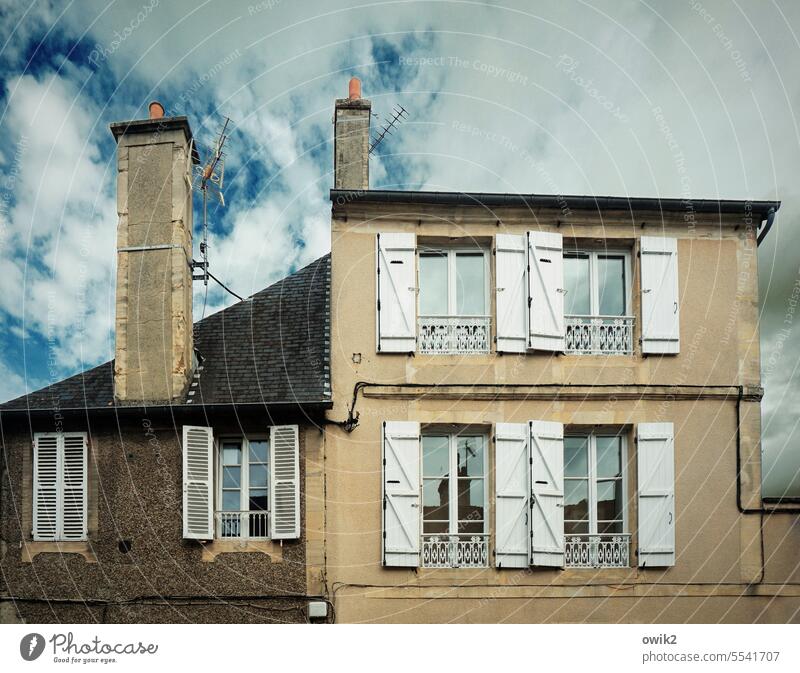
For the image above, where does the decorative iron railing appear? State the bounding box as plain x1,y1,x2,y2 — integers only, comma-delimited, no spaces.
216,510,269,540
418,316,491,354
565,533,631,568
421,534,489,568
565,315,634,355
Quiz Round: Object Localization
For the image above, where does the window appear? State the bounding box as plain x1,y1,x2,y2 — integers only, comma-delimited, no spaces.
217,437,270,539
32,432,87,542
564,431,630,568
421,431,488,567
563,248,633,354
418,247,490,354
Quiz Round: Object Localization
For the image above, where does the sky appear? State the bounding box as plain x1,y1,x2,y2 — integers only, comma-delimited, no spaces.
0,0,798,496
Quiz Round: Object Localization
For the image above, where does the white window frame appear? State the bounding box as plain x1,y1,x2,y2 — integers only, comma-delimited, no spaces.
420,429,489,568
417,246,491,318
563,248,632,318
563,430,628,536
216,436,270,540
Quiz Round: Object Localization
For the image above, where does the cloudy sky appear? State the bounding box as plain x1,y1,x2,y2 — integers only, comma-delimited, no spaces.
0,0,797,495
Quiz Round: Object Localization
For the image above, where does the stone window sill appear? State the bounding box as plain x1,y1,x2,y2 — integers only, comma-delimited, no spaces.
21,541,97,564
200,539,284,563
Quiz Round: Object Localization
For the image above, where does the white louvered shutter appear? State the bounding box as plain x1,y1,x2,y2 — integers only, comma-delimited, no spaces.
33,434,59,541
637,422,676,567
496,234,528,353
61,433,87,541
376,232,417,353
495,423,530,568
640,236,680,354
382,421,420,567
530,420,564,567
182,425,214,540
270,425,300,540
527,231,565,351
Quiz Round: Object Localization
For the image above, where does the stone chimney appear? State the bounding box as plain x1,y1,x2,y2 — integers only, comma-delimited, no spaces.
110,103,197,403
334,77,371,190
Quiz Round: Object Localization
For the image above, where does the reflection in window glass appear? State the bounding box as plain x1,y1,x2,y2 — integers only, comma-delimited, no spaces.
597,255,626,316
564,436,588,478
419,253,448,315
564,253,591,315
595,436,622,478
455,253,485,315
457,436,484,477
422,436,449,477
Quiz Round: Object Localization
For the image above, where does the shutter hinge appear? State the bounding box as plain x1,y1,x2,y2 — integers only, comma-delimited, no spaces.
377,299,381,311
528,296,532,307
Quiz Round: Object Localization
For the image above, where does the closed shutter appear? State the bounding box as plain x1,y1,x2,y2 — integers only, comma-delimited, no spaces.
527,231,565,351
376,232,417,353
530,420,564,567
382,421,420,567
61,433,87,541
495,423,530,568
637,422,676,567
269,425,300,540
495,234,528,353
640,236,680,354
182,425,214,540
33,434,59,541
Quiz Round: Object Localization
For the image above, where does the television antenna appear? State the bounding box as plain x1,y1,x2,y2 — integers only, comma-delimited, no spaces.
369,104,408,154
191,116,232,286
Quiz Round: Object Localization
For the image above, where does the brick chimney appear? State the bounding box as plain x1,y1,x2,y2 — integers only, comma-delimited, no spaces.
110,103,197,403
334,77,371,189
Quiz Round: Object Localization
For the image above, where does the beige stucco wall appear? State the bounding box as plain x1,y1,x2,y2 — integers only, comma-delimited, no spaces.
324,202,800,623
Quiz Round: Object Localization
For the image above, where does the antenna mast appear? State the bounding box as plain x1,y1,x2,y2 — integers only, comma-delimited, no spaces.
369,104,408,154
192,116,231,285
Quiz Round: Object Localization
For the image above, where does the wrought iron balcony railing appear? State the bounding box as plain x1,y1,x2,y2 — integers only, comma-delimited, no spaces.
216,510,269,540
421,533,489,568
565,315,634,355
418,316,491,355
564,533,631,568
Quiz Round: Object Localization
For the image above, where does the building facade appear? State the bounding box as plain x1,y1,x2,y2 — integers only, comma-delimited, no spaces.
322,83,800,623
2,81,799,624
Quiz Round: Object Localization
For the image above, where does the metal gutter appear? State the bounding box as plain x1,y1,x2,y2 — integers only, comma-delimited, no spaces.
331,189,781,219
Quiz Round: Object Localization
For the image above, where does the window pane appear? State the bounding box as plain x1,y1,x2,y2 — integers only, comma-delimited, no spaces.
564,480,589,521
565,520,589,535
248,440,269,463
423,520,449,534
597,255,626,316
598,520,623,534
459,520,485,535
249,464,268,488
457,436,484,477
596,480,623,521
419,253,448,315
222,443,241,466
564,436,588,478
222,490,240,511
423,478,449,522
455,252,485,315
564,253,590,315
596,436,622,478
422,435,449,477
249,489,268,511
457,479,484,523
222,466,240,489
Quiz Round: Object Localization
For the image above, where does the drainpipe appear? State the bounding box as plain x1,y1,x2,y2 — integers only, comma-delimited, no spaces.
757,207,776,246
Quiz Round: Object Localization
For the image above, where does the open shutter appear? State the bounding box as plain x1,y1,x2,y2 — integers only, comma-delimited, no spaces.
530,420,564,567
496,234,528,353
33,434,59,541
270,425,300,540
61,433,87,541
527,231,564,351
182,425,214,540
640,236,680,354
637,422,676,567
495,423,530,568
376,232,416,353
382,421,420,567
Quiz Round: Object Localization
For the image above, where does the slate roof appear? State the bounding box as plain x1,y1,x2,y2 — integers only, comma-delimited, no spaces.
0,255,331,412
